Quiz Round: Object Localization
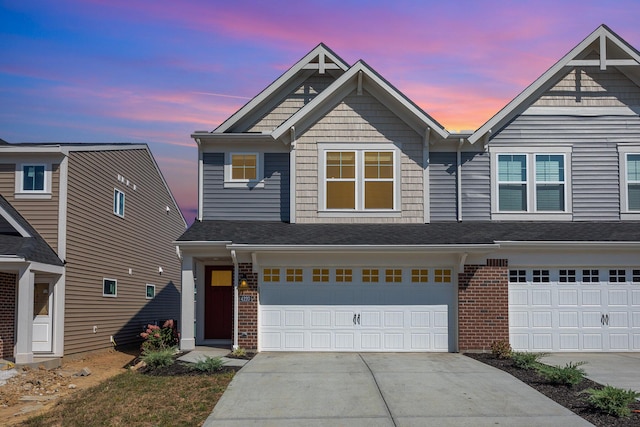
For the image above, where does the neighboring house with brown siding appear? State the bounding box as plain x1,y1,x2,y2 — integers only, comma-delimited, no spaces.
0,142,186,364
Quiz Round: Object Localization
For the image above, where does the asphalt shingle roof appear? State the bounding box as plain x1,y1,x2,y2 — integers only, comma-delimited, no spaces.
0,196,64,266
178,220,640,246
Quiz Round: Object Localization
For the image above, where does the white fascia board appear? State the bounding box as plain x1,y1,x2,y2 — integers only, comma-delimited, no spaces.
468,25,631,144
192,133,276,145
174,240,233,249
0,206,31,237
62,144,148,153
495,240,640,250
226,243,499,253
215,44,350,134
0,146,63,153
272,61,448,142
29,261,64,275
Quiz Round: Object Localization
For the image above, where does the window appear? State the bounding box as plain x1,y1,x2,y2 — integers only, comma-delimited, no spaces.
411,269,429,283
362,269,379,283
385,269,402,283
335,269,352,282
286,268,303,282
103,278,117,297
114,189,125,217
434,269,452,283
532,269,550,283
626,154,640,211
535,155,565,211
312,268,329,282
146,284,155,299
322,147,397,211
633,269,640,283
559,269,576,283
498,154,527,211
609,269,626,283
509,270,526,283
582,269,599,283
22,165,45,191
263,268,280,282
231,154,257,180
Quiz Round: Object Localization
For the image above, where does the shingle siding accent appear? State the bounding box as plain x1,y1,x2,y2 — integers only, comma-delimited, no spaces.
429,152,457,221
202,153,290,221
458,260,509,352
0,272,16,360
295,90,424,223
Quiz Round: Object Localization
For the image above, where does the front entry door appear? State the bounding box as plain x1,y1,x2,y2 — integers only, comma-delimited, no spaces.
204,267,233,340
33,282,53,352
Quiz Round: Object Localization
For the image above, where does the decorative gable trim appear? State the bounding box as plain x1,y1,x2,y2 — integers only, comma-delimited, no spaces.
214,43,350,134
469,25,640,144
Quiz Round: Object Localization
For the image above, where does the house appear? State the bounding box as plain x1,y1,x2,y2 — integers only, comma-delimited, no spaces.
0,142,186,364
176,25,640,354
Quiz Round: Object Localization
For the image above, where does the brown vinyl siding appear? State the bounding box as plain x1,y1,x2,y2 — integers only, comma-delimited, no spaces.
0,163,60,251
295,90,424,223
63,149,185,355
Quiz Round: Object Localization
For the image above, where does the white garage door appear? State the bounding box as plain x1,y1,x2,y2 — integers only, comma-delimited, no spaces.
258,268,455,352
509,268,640,352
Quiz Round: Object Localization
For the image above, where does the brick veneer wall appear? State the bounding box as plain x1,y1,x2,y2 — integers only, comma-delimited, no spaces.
237,263,258,350
0,272,17,360
458,259,509,352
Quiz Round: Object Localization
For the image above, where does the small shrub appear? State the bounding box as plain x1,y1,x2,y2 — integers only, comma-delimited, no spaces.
490,340,512,359
536,361,586,387
584,385,640,417
511,351,547,370
231,347,246,358
193,356,225,373
141,348,175,369
140,319,179,352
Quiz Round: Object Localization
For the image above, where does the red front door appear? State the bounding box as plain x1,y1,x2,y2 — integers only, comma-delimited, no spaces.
204,267,233,340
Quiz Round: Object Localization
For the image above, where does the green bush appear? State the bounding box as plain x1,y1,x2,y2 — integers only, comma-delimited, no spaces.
511,351,547,370
231,347,246,358
140,319,179,352
490,340,512,359
192,356,225,373
584,385,640,417
536,361,586,387
141,348,175,369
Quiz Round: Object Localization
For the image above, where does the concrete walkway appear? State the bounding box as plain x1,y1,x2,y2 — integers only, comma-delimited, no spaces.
177,346,249,368
204,353,592,426
542,353,640,392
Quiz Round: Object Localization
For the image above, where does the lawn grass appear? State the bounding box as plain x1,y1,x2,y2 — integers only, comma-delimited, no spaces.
20,369,235,426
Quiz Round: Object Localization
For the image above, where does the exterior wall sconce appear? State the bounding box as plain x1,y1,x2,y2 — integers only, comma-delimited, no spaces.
239,273,248,290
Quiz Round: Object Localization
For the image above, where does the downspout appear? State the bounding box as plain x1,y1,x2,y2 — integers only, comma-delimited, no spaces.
231,250,239,350
289,126,296,223
456,138,464,222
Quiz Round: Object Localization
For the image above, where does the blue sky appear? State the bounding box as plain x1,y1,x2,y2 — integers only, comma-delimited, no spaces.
2,0,639,221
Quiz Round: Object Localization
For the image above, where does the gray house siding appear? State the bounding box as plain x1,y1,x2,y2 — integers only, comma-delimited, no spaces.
429,152,457,221
461,151,491,221
202,152,290,221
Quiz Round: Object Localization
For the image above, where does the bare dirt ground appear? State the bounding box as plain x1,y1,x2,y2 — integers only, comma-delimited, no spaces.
0,348,137,426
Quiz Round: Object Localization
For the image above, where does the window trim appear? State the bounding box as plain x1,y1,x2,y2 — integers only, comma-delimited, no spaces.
15,163,52,199
619,147,640,219
490,146,572,220
146,284,156,299
113,188,125,218
224,152,264,188
317,143,401,215
103,278,117,297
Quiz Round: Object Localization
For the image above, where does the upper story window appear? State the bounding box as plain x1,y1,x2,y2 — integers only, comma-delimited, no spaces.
113,189,125,218
23,165,45,191
626,153,640,211
225,153,263,188
492,148,571,220
15,163,52,199
320,145,399,213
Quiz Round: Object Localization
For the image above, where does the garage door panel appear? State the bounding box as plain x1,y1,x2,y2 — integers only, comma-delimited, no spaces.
581,289,602,305
262,310,282,327
559,334,579,350
558,290,578,306
285,333,304,349
532,290,552,305
361,333,381,349
634,334,640,350
311,311,331,327
510,311,529,327
608,311,628,327
285,311,304,327
609,334,629,350
434,334,449,350
510,289,528,305
311,333,331,349
335,311,356,327
335,332,355,350
384,333,403,350
361,311,381,327
532,334,552,351
384,311,404,327
582,311,602,327
261,332,281,350
559,311,578,328
632,290,640,305
583,334,603,350
411,311,430,327
608,290,628,305
434,311,448,328
532,311,552,328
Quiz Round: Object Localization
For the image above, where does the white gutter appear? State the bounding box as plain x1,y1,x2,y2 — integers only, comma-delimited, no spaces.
495,241,640,249
231,249,239,351
225,244,499,253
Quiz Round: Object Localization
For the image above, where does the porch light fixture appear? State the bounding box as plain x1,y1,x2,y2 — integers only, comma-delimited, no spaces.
239,273,248,289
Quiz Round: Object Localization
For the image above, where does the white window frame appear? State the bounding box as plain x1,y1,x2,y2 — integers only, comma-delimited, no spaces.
103,278,117,297
224,152,264,188
490,146,572,220
317,143,401,216
15,163,52,199
146,284,156,299
619,146,640,219
114,188,125,218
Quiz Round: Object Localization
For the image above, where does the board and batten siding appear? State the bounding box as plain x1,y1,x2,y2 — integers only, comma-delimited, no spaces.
241,73,336,133
461,151,491,221
429,152,457,222
490,115,640,220
64,149,185,355
295,90,425,223
0,162,60,251
202,152,290,221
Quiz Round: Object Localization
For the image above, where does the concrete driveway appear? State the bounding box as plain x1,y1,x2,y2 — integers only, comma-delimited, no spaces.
204,353,591,426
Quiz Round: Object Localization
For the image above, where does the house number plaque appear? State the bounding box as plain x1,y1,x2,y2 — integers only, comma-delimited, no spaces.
240,295,253,303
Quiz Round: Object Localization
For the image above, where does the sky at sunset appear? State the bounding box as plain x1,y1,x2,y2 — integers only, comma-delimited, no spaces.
2,0,640,222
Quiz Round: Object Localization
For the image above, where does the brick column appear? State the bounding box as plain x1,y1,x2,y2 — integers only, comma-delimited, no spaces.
458,259,509,352
0,272,17,360
237,263,258,351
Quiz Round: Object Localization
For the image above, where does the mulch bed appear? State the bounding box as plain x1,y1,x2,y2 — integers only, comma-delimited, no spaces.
465,353,640,427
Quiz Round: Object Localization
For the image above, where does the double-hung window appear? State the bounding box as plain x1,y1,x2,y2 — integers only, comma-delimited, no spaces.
626,154,640,211
16,163,51,198
22,165,45,191
224,153,263,188
498,154,527,211
322,146,398,212
535,154,565,211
